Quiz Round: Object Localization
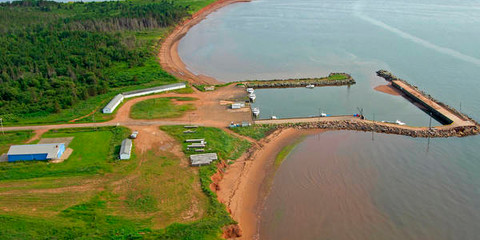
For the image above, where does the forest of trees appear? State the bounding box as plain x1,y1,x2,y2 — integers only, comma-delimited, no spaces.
0,0,189,118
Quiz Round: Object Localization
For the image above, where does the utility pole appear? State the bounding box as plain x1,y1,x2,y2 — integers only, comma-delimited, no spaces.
0,118,4,135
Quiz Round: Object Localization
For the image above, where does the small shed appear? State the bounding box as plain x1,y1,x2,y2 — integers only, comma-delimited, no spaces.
204,86,215,91
187,143,206,148
103,94,124,114
7,143,65,162
190,153,218,166
185,139,205,143
119,139,132,160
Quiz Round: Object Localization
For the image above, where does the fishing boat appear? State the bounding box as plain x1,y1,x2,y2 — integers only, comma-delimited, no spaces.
249,93,256,102
320,112,327,117
306,84,315,89
271,115,277,120
247,88,255,94
252,107,260,117
395,120,406,125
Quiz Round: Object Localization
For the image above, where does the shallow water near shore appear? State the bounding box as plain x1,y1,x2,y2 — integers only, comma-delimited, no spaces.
260,131,480,240
179,0,480,239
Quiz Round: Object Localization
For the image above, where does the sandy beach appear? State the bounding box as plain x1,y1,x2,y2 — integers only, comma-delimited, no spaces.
158,0,251,85
216,129,323,239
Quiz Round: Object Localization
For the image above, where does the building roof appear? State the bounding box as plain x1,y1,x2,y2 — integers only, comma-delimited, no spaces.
8,143,64,159
190,153,218,166
185,139,205,143
104,94,124,110
120,139,132,155
122,83,186,97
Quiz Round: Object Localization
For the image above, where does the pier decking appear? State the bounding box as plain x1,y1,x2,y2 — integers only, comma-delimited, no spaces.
253,71,479,138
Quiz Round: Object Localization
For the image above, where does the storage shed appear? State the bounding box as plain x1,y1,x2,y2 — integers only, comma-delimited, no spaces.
119,139,132,160
190,153,218,166
122,83,186,98
103,94,124,114
7,143,65,162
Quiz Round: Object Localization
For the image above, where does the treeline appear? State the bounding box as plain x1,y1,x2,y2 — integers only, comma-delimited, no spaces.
0,0,189,116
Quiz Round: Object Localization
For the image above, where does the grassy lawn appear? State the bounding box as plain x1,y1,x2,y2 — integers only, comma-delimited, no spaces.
160,125,251,160
230,125,278,140
328,73,349,80
112,150,209,229
0,127,130,181
0,131,34,155
130,97,197,119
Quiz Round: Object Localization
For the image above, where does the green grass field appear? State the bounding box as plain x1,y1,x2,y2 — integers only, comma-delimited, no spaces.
130,97,196,119
0,131,34,155
0,125,223,239
0,127,130,181
160,125,251,160
230,125,278,140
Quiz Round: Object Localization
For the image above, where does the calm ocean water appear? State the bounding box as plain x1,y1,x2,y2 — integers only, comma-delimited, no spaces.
178,0,480,239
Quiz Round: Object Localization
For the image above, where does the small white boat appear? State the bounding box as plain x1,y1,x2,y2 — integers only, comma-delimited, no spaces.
252,107,260,117
320,112,327,117
247,88,255,94
249,93,256,102
271,115,277,120
395,120,406,125
306,84,315,89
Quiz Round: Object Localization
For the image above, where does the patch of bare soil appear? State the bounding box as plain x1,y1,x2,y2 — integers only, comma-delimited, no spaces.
26,129,49,143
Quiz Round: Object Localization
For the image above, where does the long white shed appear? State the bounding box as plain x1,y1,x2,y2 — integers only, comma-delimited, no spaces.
103,94,124,114
119,139,133,160
122,83,186,98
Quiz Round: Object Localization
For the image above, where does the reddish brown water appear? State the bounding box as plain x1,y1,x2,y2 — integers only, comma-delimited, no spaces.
259,131,480,240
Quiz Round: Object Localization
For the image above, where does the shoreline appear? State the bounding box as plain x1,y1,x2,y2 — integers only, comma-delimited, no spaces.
158,0,251,85
217,128,320,239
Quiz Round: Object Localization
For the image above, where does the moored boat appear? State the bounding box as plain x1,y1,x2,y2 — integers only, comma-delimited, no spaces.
252,107,260,117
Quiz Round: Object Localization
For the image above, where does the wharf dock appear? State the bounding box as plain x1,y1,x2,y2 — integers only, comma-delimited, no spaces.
254,71,480,138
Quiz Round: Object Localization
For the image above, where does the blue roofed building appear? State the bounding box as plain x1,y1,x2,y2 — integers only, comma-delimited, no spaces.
7,143,66,162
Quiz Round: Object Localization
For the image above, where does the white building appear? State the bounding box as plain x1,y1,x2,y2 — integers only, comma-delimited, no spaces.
119,139,132,160
102,83,187,114
102,94,124,114
190,153,218,166
122,83,186,98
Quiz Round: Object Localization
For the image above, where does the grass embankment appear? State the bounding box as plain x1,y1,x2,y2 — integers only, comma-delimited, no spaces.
159,126,251,238
130,97,197,119
230,125,277,140
0,131,34,155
